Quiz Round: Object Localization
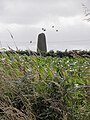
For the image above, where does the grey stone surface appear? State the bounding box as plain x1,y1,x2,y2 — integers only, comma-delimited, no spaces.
37,33,47,53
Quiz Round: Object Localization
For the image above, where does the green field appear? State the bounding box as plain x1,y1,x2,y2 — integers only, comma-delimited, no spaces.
0,52,90,120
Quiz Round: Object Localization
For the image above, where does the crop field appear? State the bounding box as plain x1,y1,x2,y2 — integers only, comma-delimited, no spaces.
0,51,90,120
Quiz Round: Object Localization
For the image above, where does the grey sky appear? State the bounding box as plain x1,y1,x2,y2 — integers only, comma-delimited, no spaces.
0,0,90,51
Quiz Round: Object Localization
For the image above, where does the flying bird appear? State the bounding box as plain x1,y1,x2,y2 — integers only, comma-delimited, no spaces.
56,30,58,32
43,29,46,31
42,28,46,31
30,41,32,43
52,26,54,28
42,28,44,30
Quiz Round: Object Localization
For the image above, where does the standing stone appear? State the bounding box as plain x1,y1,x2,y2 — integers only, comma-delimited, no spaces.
37,33,47,54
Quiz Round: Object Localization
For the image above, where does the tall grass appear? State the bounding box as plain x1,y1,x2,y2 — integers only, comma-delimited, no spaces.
0,52,90,120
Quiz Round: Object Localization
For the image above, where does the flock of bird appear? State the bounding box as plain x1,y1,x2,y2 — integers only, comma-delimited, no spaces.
30,25,59,44
42,25,58,32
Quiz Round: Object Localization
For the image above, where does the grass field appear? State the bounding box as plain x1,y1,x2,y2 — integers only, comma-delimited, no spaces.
0,51,90,120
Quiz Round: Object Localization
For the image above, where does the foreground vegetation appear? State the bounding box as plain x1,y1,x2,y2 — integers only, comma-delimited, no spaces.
0,51,90,120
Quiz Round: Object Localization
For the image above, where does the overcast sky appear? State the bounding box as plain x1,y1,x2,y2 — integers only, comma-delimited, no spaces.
0,0,90,51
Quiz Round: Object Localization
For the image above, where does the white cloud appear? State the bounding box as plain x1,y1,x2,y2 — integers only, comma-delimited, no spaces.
0,0,83,24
